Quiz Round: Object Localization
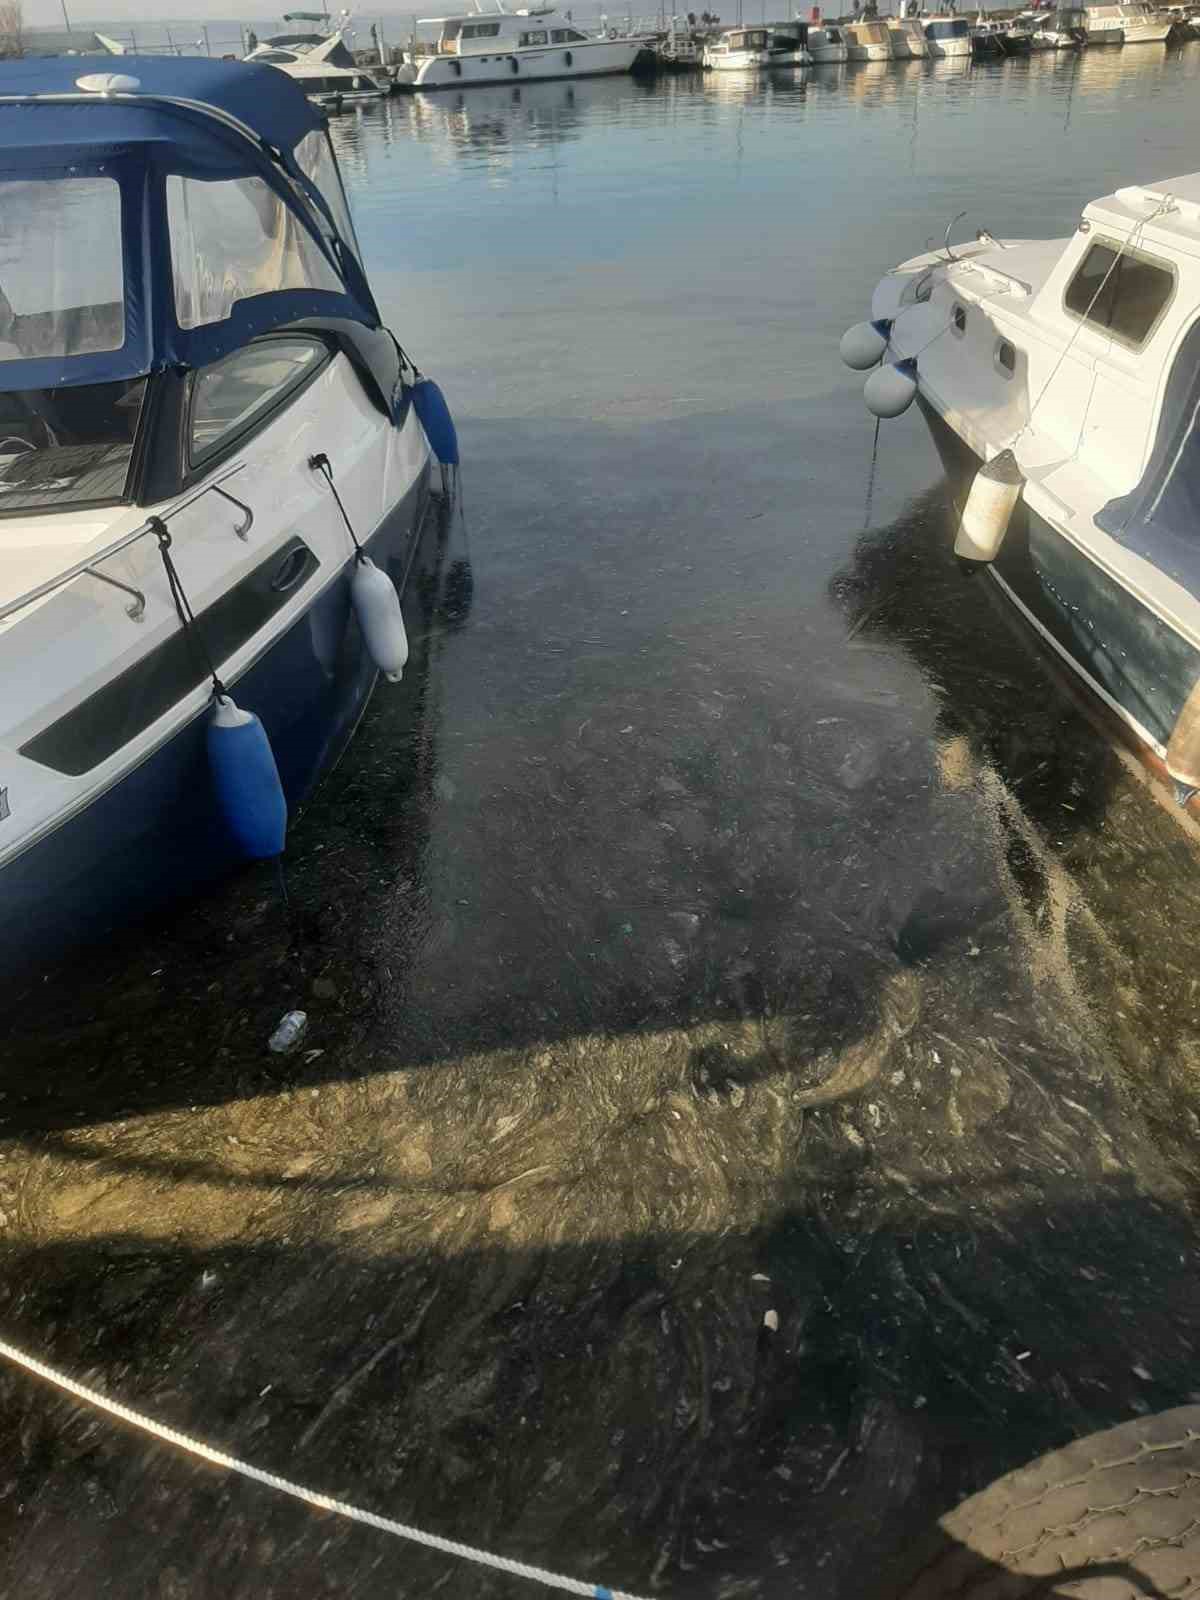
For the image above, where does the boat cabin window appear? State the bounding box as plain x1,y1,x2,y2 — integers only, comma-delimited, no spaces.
519,29,549,44
926,18,970,34
1064,239,1175,349
551,27,588,40
0,378,146,516
167,172,344,331
995,338,1016,376
460,20,502,35
952,303,967,335
255,50,300,61
189,336,329,468
0,177,124,362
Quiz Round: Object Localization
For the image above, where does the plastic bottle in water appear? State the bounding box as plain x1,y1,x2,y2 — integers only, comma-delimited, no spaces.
268,1010,309,1054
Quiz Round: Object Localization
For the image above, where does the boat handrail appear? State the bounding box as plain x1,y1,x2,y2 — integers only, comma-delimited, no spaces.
0,461,248,628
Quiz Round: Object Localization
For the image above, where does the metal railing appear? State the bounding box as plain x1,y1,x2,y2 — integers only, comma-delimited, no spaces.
0,462,251,629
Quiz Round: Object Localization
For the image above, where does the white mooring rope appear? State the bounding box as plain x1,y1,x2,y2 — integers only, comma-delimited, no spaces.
0,1335,652,1600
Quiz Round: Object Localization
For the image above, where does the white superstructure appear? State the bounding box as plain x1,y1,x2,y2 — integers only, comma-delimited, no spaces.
397,5,651,89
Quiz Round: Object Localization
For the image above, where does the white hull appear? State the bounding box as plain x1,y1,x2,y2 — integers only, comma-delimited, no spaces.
705,48,771,67
887,24,929,55
846,39,892,58
925,34,971,55
1124,17,1174,37
410,34,647,87
767,46,814,64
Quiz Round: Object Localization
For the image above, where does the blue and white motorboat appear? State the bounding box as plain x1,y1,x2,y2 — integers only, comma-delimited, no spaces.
0,55,448,976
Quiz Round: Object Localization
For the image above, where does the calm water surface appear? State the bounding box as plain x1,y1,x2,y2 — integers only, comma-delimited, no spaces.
5,47,1200,1600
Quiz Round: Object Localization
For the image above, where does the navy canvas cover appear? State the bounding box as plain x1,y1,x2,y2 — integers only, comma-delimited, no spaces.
0,56,380,390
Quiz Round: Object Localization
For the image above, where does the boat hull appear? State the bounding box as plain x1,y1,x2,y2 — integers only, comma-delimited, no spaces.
921,404,1197,780
410,35,648,87
0,466,431,983
809,42,849,59
925,35,972,55
846,40,892,58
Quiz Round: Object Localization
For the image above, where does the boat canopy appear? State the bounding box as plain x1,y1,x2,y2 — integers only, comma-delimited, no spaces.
0,55,380,393
1097,318,1200,600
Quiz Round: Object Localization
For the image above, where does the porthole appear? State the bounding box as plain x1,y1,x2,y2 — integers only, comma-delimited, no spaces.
995,338,1017,378
951,303,967,337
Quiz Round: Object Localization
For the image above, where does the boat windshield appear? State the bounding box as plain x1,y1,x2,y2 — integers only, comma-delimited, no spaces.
0,378,146,515
926,18,970,34
0,176,124,363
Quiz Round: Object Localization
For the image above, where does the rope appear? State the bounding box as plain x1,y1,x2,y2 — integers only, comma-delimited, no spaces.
0,1334,650,1600
151,518,227,699
309,453,365,559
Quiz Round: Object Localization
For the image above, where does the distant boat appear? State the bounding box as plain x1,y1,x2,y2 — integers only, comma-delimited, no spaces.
395,6,652,89
245,20,390,105
766,22,814,64
922,15,972,54
844,20,892,58
807,23,850,59
886,16,929,54
1083,0,1173,39
703,25,774,67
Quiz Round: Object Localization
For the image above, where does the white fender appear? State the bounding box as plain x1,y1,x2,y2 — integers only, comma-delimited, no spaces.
351,557,409,683
864,358,918,419
954,449,1025,562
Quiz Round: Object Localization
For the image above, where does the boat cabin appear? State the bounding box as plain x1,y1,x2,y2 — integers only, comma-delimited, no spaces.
428,7,591,55
721,28,770,48
0,57,397,517
924,17,971,38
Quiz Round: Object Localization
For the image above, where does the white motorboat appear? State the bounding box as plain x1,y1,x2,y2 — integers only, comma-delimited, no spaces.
1014,7,1083,44
886,16,929,55
766,22,814,64
807,23,850,59
922,16,973,54
0,55,450,975
843,171,1200,809
1084,0,1173,38
703,26,773,67
396,4,651,89
246,25,390,104
844,20,893,58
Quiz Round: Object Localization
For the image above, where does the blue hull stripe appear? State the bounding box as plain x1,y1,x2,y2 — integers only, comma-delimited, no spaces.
0,466,429,979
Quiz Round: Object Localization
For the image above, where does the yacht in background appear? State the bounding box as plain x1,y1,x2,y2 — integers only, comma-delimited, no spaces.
807,22,849,59
396,6,651,88
922,15,972,53
245,28,390,104
767,21,814,63
844,20,892,58
703,25,773,67
1084,1,1173,39
1011,8,1082,44
886,16,929,55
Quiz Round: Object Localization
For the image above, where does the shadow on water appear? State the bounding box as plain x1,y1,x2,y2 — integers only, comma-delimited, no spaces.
831,479,1200,1198
1,1179,1199,1598
0,498,472,1132
6,436,1200,1594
